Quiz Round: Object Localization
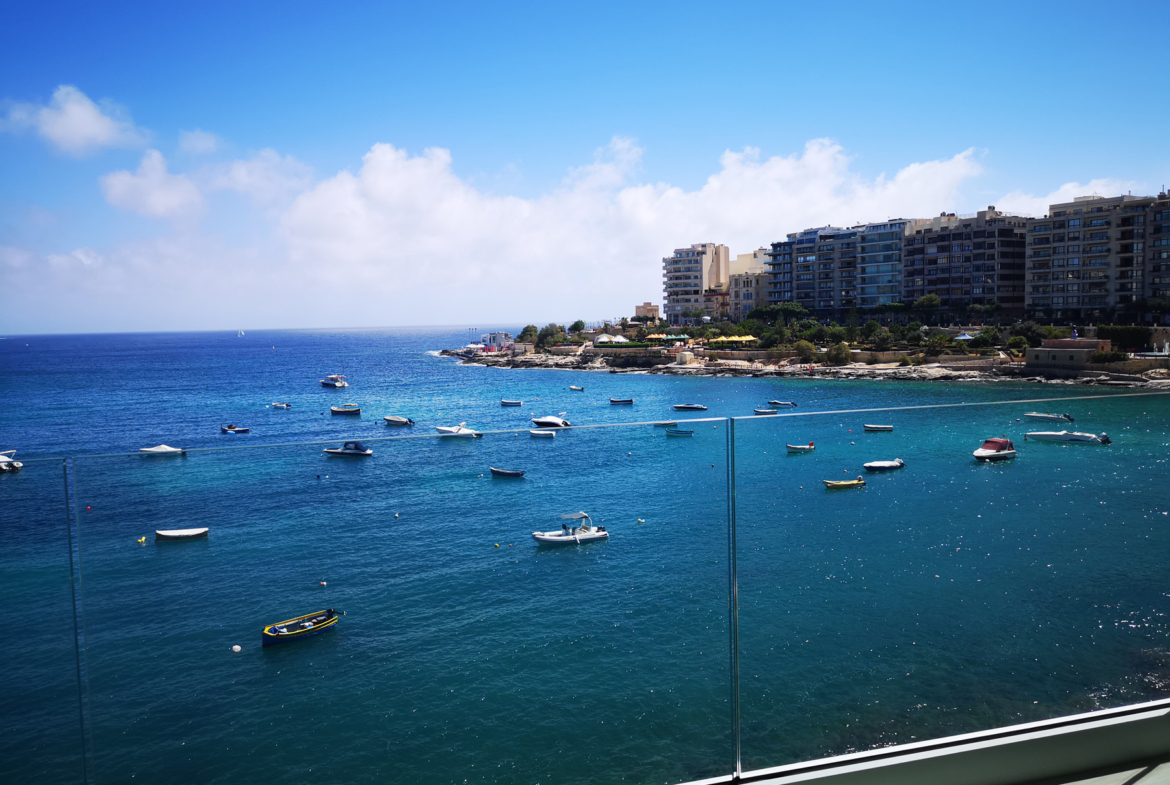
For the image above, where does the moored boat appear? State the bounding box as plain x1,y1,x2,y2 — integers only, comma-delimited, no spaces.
864,424,893,432
863,458,905,472
786,442,815,453
665,428,694,437
1025,431,1111,444
529,429,556,438
767,400,797,407
531,414,570,428
672,403,707,411
262,609,344,647
155,528,209,541
139,444,186,455
569,385,584,391
0,450,24,472
490,467,525,478
754,408,777,416
383,415,415,426
1024,412,1074,423
330,403,361,415
973,437,1017,462
532,512,608,545
323,441,373,456
824,476,866,489
653,421,678,428
437,423,481,438
221,424,250,434
320,374,348,388
271,402,292,409
610,398,634,405
501,399,523,406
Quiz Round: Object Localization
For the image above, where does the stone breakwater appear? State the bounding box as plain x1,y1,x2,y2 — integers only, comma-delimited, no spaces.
438,349,1170,388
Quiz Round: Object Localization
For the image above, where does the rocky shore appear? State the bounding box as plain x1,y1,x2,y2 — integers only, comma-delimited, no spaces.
438,349,1170,388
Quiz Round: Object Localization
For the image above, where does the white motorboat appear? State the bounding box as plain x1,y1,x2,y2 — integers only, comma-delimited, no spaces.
1026,431,1111,445
767,400,797,408
785,443,815,453
501,399,523,406
323,441,373,456
155,528,209,541
864,424,894,432
529,429,556,438
320,374,349,388
531,414,570,428
0,450,23,472
973,437,1017,462
610,398,634,405
139,445,186,455
532,512,608,545
271,402,292,409
569,385,584,391
437,423,481,438
384,415,415,426
1024,412,1074,423
864,458,905,472
672,403,707,411
754,408,777,416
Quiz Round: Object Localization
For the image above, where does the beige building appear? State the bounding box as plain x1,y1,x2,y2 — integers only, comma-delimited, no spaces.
662,243,730,325
728,249,771,321
634,302,659,321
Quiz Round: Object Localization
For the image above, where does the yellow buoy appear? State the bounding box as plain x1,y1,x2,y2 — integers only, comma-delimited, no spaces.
495,543,500,547
137,536,145,544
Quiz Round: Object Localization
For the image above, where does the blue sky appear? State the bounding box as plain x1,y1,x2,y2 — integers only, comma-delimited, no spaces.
2,1,1169,333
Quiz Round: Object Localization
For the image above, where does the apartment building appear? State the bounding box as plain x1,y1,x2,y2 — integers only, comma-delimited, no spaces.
765,238,795,304
662,243,729,325
1025,192,1170,319
728,249,770,321
856,220,917,308
903,207,1028,315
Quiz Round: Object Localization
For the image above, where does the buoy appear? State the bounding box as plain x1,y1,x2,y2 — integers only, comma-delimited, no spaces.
232,645,242,653
637,518,644,523
319,581,326,586
628,452,632,455
851,441,855,445
86,506,91,511
137,536,145,544
495,543,500,547
394,513,399,518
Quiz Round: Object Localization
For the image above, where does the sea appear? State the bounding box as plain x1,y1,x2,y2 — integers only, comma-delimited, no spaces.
3,327,1170,785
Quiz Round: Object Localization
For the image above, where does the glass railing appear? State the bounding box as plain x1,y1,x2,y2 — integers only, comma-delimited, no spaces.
6,390,1170,783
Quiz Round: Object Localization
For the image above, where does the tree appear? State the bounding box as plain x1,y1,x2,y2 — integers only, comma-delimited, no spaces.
826,342,852,365
827,325,848,344
871,329,892,351
794,340,816,361
517,325,539,343
619,317,630,329
569,320,586,333
913,294,942,311
536,323,566,348
860,319,881,341
1006,336,1027,351
745,302,809,326
1011,321,1047,348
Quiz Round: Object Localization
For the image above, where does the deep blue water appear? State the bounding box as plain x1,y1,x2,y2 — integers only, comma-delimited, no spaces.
2,328,1170,784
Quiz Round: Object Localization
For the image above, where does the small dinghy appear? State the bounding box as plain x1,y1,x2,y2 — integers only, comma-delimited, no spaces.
786,442,815,453
824,476,866,489
1024,412,1073,423
155,528,209,541
864,424,893,432
320,374,348,388
531,414,570,428
490,467,525,478
767,401,797,408
529,429,556,438
532,512,608,545
323,441,373,456
569,385,584,391
331,403,361,415
610,398,634,405
973,437,1016,462
864,458,905,472
501,399,523,406
754,408,777,416
437,423,481,438
1026,431,1111,445
672,403,707,411
383,415,415,426
221,424,250,434
653,421,678,428
262,609,344,647
665,428,694,437
271,402,292,409
139,444,186,455
0,450,24,472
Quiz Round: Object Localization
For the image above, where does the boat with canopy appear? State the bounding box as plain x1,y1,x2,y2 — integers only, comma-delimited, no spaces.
532,512,608,545
973,437,1017,462
0,450,24,472
531,414,570,427
320,375,348,388
323,441,373,456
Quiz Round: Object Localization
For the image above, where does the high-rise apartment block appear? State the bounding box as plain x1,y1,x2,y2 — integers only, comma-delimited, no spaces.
662,243,730,325
1026,192,1170,318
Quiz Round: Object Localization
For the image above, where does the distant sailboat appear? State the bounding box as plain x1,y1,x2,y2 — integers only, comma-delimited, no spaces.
237,329,245,337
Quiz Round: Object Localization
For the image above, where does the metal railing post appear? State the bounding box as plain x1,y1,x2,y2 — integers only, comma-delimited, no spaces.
727,418,742,779
64,458,94,784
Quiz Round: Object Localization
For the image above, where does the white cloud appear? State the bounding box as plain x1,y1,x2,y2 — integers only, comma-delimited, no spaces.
179,129,220,154
996,178,1144,218
1,85,147,156
101,149,204,220
208,148,313,206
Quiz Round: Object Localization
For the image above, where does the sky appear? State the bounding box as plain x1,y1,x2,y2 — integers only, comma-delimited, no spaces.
2,1,1168,334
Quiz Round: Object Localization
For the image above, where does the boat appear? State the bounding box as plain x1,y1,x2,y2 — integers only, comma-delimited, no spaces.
330,403,361,415
531,414,570,428
864,424,894,432
973,437,1017,462
0,450,23,473
221,424,250,434
490,467,526,478
262,609,344,647
437,423,481,438
383,415,415,426
237,329,244,337
1024,412,1074,423
139,444,185,455
529,429,556,438
1025,431,1111,445
320,374,348,388
155,528,209,541
672,403,707,411
864,458,905,472
501,399,523,406
653,421,678,428
786,442,815,453
824,476,866,489
767,401,797,408
323,441,373,456
754,408,777,416
271,402,292,409
665,428,694,437
610,398,634,405
569,385,584,391
532,512,609,545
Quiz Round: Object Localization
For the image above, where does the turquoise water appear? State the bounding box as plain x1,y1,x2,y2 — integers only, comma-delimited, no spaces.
3,329,1170,784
